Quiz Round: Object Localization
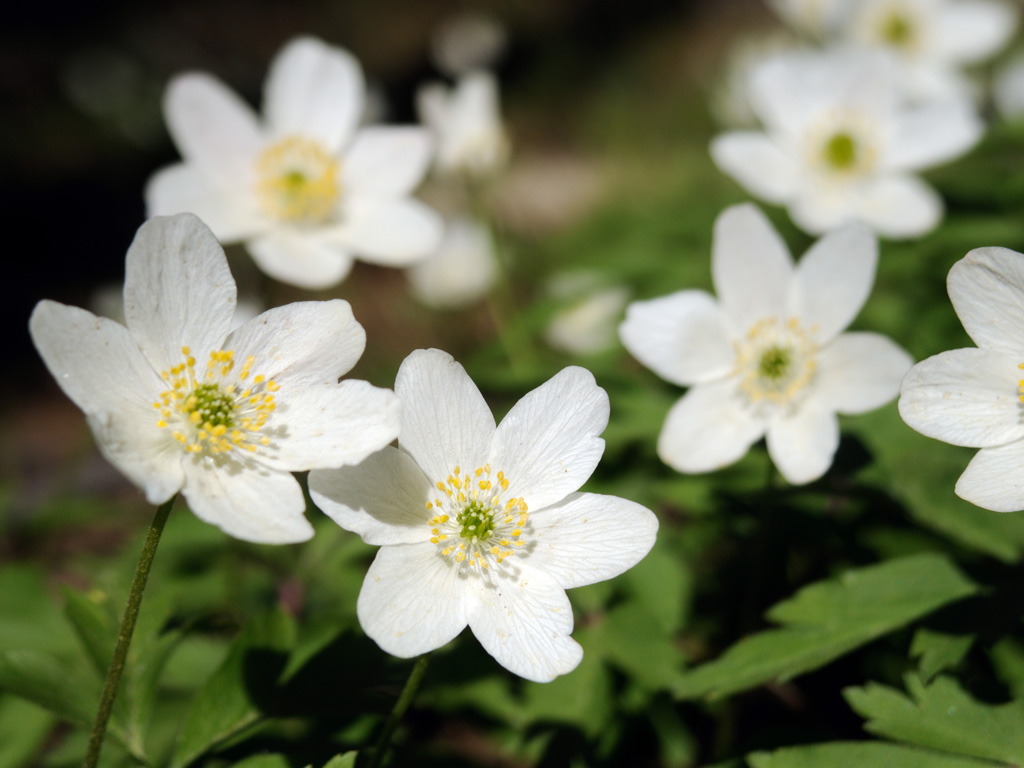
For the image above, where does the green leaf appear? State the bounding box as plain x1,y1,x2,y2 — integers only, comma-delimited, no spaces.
674,554,977,700
909,629,973,682
170,610,295,768
61,586,116,679
844,675,1024,764
320,753,357,768
990,637,1024,699
0,649,95,725
224,755,290,768
0,695,55,768
748,741,998,768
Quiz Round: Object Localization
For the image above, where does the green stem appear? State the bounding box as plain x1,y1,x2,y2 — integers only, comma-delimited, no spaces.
367,654,430,768
83,496,174,768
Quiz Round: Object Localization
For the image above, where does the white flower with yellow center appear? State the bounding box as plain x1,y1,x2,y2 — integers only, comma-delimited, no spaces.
842,0,1018,102
710,48,982,238
308,349,658,682
30,214,400,543
417,70,509,178
900,247,1024,512
146,36,443,290
619,204,912,484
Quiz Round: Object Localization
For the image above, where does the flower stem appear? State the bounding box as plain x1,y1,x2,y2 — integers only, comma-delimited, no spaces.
367,654,430,768
83,496,174,768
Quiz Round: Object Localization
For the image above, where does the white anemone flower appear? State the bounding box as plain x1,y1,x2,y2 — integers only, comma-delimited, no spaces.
30,214,400,543
842,0,1018,102
546,285,631,356
308,349,658,682
899,247,1024,512
710,48,982,239
417,70,509,178
619,204,912,484
146,36,443,290
406,215,498,309
769,0,849,40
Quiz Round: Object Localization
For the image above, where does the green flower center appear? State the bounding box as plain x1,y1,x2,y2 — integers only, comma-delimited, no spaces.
458,500,496,540
758,346,792,382
183,383,235,429
881,12,913,47
823,132,858,171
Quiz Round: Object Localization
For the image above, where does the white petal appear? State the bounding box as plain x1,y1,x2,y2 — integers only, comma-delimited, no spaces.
225,300,366,387
948,246,1024,358
144,164,262,242
815,332,912,414
855,175,943,240
468,563,582,682
527,492,658,589
262,379,399,471
181,459,311,543
406,215,497,310
263,36,364,152
765,400,838,484
709,133,800,203
124,214,236,374
358,543,469,657
247,230,354,289
657,380,764,473
29,301,185,503
618,291,735,386
335,198,444,265
712,204,794,333
164,73,263,185
788,186,855,236
310,447,433,545
489,367,608,511
934,0,1019,64
885,101,982,172
792,224,877,344
955,441,1024,512
899,348,1024,448
396,349,495,485
343,127,433,197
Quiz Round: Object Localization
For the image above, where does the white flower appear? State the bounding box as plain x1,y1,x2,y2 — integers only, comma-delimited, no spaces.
899,247,1024,512
769,0,849,40
29,214,400,543
619,204,912,484
308,349,658,682
418,70,509,178
841,0,1018,102
406,215,498,309
429,12,508,76
710,48,982,238
545,280,630,356
146,36,443,290
994,52,1024,120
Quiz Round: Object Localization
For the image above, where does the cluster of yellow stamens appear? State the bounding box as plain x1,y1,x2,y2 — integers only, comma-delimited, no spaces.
735,317,818,407
1017,363,1024,403
255,136,341,224
153,346,279,455
426,464,529,570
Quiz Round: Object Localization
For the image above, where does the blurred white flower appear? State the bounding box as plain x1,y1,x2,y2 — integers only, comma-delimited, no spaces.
147,36,442,290
418,70,509,178
309,349,657,682
619,204,911,484
30,214,400,543
710,31,801,129
769,0,849,40
994,52,1024,119
546,281,630,356
900,247,1024,512
407,215,497,309
430,12,508,76
711,48,982,238
841,0,1018,102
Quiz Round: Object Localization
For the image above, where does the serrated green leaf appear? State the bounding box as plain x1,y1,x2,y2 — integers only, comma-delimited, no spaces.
748,741,998,768
170,610,295,768
599,603,685,690
844,675,1024,764
674,554,976,700
910,629,973,682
